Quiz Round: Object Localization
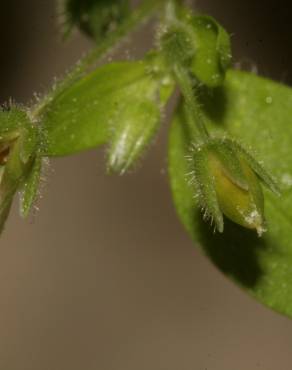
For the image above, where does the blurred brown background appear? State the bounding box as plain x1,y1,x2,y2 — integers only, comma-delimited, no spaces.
0,1,292,369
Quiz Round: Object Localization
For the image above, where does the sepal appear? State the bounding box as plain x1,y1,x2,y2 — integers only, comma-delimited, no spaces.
189,137,279,235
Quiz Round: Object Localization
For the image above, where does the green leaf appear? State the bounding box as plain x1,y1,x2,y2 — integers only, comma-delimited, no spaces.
42,60,174,158
41,61,148,156
168,69,292,317
63,0,130,41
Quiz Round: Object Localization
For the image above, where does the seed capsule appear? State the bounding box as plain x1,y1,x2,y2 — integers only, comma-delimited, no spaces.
190,138,279,235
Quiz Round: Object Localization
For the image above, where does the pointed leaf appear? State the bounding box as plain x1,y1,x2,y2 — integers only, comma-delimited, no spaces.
41,62,148,156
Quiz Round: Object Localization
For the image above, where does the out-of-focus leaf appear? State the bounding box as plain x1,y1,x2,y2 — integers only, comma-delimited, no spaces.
63,0,130,41
168,69,292,317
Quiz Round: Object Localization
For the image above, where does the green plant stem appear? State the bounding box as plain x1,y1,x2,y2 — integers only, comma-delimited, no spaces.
173,63,209,142
31,0,167,119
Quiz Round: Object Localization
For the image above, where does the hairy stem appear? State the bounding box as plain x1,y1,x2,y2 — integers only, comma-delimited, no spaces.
173,63,209,142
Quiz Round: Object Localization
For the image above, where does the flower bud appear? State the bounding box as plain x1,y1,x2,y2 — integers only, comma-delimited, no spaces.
188,15,232,87
107,97,161,174
161,10,232,87
106,57,174,174
0,107,39,231
190,138,279,235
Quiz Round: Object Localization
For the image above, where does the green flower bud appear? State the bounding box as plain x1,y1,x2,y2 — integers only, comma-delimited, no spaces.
106,76,161,174
159,10,231,87
0,107,39,231
188,15,232,87
190,138,280,235
162,8,232,87
107,56,174,174
107,97,161,174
